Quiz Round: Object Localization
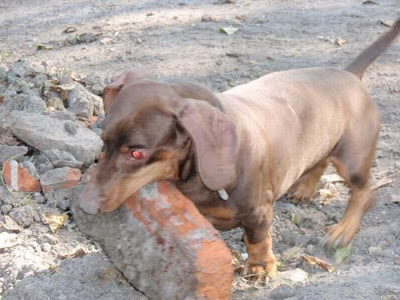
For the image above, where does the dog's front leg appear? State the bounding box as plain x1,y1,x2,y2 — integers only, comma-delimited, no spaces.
242,191,277,281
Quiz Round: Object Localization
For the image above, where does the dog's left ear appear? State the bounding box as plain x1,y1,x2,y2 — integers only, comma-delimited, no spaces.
177,99,237,191
103,69,148,115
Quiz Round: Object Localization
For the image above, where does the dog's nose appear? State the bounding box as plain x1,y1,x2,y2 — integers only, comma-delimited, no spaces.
79,180,102,214
79,196,101,214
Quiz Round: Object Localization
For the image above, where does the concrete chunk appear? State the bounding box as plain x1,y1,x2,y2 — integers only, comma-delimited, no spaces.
72,181,233,300
11,111,102,166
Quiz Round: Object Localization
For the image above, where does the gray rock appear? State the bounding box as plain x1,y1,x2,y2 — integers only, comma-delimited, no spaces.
90,83,104,96
11,111,102,166
0,185,23,207
44,188,74,211
64,121,78,135
63,35,79,46
67,83,103,118
9,206,40,228
7,60,34,78
278,268,309,284
22,161,40,179
83,73,105,96
34,154,54,175
32,73,48,88
4,93,47,113
33,193,46,204
78,32,98,43
44,149,83,168
9,78,31,94
1,205,12,214
57,69,74,85
50,110,75,121
0,145,28,163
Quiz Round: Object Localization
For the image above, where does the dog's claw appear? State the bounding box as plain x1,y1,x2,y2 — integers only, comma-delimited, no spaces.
332,236,344,249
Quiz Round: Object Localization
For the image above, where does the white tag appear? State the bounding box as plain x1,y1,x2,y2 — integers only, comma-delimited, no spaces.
217,189,229,200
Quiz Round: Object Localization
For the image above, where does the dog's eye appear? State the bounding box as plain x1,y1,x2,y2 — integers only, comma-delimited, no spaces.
132,150,143,159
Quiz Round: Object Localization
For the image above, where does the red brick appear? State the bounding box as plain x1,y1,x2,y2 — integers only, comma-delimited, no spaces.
41,167,82,192
2,160,41,192
74,181,233,300
125,182,233,299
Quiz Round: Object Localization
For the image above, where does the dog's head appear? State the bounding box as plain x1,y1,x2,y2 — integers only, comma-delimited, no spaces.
79,70,238,214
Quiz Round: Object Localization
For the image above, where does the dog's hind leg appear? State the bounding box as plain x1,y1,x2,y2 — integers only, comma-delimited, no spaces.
324,119,380,247
288,159,328,204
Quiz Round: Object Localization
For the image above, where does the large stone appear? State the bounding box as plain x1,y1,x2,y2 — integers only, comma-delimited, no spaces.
0,145,28,164
7,59,35,78
72,181,233,300
9,205,40,228
43,149,83,168
40,167,82,192
11,111,102,166
4,93,47,113
67,83,103,118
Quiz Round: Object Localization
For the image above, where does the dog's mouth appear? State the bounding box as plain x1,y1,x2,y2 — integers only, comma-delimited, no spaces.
79,160,179,215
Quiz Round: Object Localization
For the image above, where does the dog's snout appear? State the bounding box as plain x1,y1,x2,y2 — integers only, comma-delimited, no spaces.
79,179,103,214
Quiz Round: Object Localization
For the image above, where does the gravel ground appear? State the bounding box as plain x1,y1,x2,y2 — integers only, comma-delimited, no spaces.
1,0,399,299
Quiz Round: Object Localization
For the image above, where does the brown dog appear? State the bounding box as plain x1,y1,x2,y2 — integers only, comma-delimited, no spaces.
80,20,400,280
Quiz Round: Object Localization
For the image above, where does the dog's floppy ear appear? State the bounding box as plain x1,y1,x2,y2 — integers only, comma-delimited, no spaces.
103,69,148,115
177,99,237,190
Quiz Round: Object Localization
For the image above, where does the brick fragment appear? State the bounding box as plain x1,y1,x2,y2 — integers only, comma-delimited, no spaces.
40,167,81,192
73,181,233,300
2,160,41,192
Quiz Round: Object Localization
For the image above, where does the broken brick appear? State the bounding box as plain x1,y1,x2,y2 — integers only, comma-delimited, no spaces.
2,160,41,192
73,181,233,300
40,167,82,192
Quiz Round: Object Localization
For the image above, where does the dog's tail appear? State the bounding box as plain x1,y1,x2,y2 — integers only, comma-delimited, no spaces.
345,18,400,79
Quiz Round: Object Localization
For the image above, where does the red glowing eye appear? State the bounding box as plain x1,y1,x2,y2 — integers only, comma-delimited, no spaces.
132,150,142,159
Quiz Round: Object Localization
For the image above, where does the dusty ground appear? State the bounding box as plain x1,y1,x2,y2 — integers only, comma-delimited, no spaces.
1,0,400,299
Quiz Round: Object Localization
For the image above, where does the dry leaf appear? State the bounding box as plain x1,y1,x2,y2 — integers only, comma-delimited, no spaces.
49,265,60,274
231,250,245,273
301,255,335,272
368,246,382,255
219,27,239,35
334,244,352,264
371,177,392,190
333,37,346,46
63,26,77,33
319,189,336,205
42,212,69,232
36,44,54,50
58,248,86,259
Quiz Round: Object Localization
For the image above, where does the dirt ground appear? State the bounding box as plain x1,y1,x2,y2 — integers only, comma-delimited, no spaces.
1,0,400,299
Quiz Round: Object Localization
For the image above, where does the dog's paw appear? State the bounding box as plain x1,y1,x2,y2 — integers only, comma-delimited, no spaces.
242,260,277,282
322,218,360,248
287,186,315,205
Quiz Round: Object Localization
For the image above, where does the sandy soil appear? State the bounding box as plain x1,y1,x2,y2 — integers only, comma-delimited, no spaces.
1,0,400,299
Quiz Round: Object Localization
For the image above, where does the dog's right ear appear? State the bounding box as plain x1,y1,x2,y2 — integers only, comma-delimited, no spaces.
103,69,148,115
